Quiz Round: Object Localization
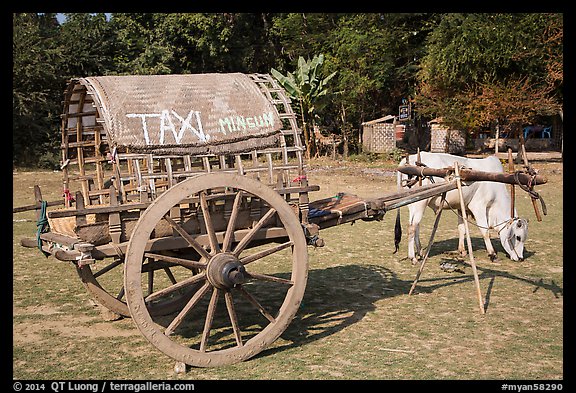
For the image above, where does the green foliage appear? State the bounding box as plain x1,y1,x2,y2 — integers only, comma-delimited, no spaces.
272,54,337,117
271,54,337,157
13,13,63,167
415,13,563,132
59,13,116,77
12,12,563,167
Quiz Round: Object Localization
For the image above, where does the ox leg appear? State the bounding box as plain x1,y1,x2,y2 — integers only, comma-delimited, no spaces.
415,223,422,257
457,216,467,257
471,208,499,262
408,222,421,265
481,226,498,262
407,202,426,265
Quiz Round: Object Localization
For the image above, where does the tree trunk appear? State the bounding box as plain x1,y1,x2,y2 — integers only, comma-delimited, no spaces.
299,98,311,160
340,102,349,159
309,119,318,158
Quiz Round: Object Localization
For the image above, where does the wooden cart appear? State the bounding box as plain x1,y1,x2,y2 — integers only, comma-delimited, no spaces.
15,73,546,368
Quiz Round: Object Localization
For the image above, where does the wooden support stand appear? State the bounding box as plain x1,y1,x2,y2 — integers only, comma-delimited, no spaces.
508,148,515,218
408,162,486,315
454,162,485,315
408,193,445,296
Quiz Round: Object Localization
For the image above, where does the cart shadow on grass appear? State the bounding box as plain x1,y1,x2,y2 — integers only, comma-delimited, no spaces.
254,241,562,360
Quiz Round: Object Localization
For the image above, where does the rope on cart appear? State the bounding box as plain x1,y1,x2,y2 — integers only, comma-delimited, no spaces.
36,201,50,257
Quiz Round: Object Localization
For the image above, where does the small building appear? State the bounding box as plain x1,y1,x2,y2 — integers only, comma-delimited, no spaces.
361,115,404,153
429,117,466,155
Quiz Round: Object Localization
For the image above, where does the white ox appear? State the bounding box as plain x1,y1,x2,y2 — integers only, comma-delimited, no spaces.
396,152,528,263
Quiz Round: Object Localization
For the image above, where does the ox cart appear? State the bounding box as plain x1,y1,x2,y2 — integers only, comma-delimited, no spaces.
14,73,546,368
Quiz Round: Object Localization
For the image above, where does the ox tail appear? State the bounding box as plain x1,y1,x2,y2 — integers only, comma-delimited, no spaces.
393,161,404,254
393,208,402,253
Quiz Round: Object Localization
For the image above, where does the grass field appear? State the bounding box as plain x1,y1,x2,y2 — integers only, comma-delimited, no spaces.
12,156,563,380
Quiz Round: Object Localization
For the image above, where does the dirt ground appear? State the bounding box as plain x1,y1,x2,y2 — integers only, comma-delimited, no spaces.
12,155,563,380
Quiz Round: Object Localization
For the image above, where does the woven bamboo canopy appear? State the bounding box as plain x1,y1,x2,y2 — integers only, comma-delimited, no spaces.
58,73,303,207
64,73,282,155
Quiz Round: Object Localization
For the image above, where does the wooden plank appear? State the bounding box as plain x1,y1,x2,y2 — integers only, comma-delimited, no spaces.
367,180,459,212
409,193,445,295
75,191,87,226
48,202,150,218
108,186,122,244
33,185,43,221
508,148,515,217
369,181,454,204
13,199,65,214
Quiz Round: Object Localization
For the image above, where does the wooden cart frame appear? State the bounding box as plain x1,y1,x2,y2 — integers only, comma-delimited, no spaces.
15,73,547,368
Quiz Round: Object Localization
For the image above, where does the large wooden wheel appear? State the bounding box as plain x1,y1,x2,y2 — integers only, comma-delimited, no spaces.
124,173,308,367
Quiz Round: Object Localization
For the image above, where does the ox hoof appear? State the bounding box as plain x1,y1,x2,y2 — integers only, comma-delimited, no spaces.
411,257,420,266
489,254,500,263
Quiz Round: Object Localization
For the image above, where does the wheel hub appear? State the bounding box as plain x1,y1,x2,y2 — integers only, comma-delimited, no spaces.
206,253,247,289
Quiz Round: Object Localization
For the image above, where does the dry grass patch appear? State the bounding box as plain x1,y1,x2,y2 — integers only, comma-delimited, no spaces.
12,158,562,380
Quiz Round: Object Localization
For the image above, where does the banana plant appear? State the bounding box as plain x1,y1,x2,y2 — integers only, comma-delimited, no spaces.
272,54,337,159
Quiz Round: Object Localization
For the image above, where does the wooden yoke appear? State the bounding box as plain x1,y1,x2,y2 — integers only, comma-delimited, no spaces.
397,165,548,187
518,138,544,221
508,148,515,218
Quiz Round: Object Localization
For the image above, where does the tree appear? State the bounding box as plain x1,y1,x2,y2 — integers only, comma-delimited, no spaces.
271,13,439,156
13,13,63,167
271,54,337,159
58,13,116,78
110,13,278,75
109,13,174,74
414,13,563,135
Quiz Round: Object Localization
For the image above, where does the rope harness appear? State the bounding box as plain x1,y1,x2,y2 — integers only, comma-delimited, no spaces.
514,167,547,216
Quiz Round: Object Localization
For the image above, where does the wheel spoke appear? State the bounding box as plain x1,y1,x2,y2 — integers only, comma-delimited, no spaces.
93,258,123,278
200,191,221,255
147,269,154,296
236,285,276,323
146,272,206,303
144,252,206,270
163,215,211,260
225,290,243,347
165,281,211,336
246,272,293,285
233,208,277,256
116,286,125,301
239,240,293,265
222,191,243,252
200,287,220,352
163,267,177,285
